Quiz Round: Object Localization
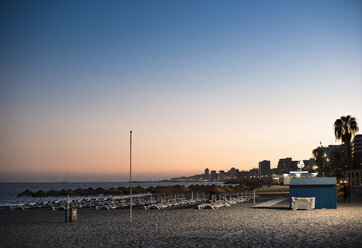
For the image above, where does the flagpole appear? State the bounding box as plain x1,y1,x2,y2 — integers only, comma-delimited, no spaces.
130,130,133,223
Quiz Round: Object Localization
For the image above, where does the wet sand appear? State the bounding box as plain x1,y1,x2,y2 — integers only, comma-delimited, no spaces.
0,199,361,248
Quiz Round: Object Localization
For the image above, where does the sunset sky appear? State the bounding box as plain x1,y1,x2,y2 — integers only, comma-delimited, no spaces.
0,0,361,182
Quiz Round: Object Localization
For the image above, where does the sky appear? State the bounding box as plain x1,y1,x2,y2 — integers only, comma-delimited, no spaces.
0,0,361,182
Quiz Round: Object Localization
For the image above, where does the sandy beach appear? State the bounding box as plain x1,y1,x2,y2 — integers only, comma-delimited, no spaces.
1,196,361,248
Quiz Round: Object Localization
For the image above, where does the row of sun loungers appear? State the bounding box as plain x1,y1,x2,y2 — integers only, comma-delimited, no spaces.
10,193,255,211
144,197,206,210
197,194,252,210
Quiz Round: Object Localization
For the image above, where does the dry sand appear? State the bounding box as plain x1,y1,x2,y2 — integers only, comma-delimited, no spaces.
0,200,361,248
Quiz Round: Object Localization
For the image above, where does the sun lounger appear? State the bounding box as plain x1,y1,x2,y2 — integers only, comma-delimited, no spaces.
144,203,160,210
10,204,25,211
198,202,223,210
96,205,110,210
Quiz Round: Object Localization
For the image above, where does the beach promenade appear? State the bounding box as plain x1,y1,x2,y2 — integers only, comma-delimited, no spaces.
1,194,361,248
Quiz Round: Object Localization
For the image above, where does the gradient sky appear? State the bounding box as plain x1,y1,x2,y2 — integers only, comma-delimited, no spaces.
0,0,361,182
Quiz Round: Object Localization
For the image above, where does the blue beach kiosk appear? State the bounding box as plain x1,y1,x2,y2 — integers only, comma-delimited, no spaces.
289,177,337,209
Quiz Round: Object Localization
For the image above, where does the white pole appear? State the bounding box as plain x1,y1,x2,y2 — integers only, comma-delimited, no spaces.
66,194,70,223
130,131,133,223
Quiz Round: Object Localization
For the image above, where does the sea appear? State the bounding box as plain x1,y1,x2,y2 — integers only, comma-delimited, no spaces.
0,181,224,208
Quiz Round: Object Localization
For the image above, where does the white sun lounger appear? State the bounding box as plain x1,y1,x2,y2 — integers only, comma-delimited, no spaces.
198,202,225,210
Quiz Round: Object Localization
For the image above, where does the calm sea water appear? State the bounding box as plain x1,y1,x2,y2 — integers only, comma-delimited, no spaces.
0,181,224,207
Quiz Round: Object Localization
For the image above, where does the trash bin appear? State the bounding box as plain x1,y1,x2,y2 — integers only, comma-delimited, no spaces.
65,208,78,222
70,208,77,222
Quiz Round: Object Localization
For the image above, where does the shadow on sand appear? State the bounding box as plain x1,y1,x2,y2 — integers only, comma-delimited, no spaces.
252,206,291,210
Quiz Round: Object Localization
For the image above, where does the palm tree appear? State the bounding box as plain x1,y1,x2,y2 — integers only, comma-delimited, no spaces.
334,115,359,144
313,146,328,177
334,115,359,169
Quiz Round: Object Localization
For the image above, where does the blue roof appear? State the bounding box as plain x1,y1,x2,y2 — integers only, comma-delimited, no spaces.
290,177,336,186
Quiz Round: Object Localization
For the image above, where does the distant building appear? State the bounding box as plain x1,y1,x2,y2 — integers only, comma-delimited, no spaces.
322,144,349,169
291,161,299,171
258,160,270,177
352,134,362,169
278,158,292,174
309,158,316,167
217,170,226,181
270,168,279,175
238,170,249,179
210,170,217,180
228,167,238,178
204,168,210,179
303,158,316,170
249,168,258,177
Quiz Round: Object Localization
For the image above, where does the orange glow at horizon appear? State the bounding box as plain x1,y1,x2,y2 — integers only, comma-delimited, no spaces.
2,104,361,182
